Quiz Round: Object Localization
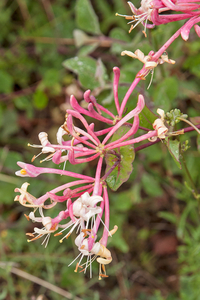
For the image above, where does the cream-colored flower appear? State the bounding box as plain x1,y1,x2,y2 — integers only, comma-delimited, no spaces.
14,183,39,208
153,108,168,139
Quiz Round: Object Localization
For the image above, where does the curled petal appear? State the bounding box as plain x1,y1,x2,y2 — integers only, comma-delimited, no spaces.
121,50,137,59
14,182,39,207
96,245,112,265
153,119,168,139
157,108,165,120
83,90,92,103
47,192,69,202
194,24,200,37
38,132,49,147
82,194,103,207
57,126,67,145
127,1,138,14
181,16,200,41
145,61,158,69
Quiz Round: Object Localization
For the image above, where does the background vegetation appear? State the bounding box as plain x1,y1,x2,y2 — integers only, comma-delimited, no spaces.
0,0,200,299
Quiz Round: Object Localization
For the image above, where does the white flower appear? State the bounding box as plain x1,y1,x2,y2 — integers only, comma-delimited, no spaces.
58,192,103,243
26,208,59,248
70,225,118,278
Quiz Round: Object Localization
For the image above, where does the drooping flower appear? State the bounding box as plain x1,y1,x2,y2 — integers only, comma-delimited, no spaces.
153,108,169,139
121,49,175,82
116,0,155,35
116,0,200,40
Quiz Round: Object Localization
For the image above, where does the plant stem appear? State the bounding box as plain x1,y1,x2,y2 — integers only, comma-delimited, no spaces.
101,153,121,181
181,151,199,199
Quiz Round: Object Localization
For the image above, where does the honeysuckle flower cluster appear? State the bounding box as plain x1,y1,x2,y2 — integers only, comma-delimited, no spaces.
14,1,200,279
14,66,160,278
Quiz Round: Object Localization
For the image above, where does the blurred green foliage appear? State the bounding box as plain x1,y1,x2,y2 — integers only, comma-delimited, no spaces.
0,0,200,299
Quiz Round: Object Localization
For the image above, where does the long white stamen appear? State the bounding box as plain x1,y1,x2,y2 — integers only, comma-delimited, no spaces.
68,252,82,267
98,215,110,236
84,255,90,274
42,233,50,248
90,255,92,278
59,220,79,243
147,69,154,89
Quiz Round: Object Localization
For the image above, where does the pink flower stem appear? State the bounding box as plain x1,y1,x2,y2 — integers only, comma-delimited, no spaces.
68,184,94,197
70,94,114,124
139,126,152,131
93,187,105,235
102,95,144,145
161,0,199,11
47,184,94,202
96,103,115,119
152,27,182,60
99,186,110,247
73,150,97,158
69,187,94,199
95,127,113,136
104,115,139,149
51,209,69,225
161,13,200,21
93,156,103,196
113,67,121,114
178,0,200,3
119,77,141,117
134,140,160,152
127,124,200,153
105,130,157,150
101,155,121,181
87,103,114,124
67,110,101,145
70,152,100,164
184,124,200,133
47,144,93,151
74,127,99,146
35,180,93,205
33,166,93,181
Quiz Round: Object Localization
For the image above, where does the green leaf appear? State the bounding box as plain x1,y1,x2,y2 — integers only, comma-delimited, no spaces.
42,69,60,88
105,125,135,191
0,288,7,300
166,138,182,169
14,96,31,111
0,181,17,204
63,56,107,90
0,70,13,93
33,89,48,110
78,43,99,56
139,104,157,130
75,0,101,35
0,109,19,139
158,211,177,224
0,149,23,171
73,29,91,48
142,173,163,197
